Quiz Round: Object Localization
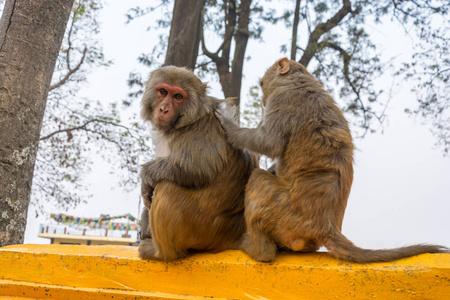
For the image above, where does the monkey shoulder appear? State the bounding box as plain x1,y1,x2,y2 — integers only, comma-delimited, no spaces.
168,112,229,173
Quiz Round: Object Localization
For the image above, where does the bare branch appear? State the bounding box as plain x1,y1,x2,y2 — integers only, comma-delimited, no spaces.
320,41,375,137
200,9,219,61
200,23,234,62
299,0,352,67
39,118,142,143
49,47,87,91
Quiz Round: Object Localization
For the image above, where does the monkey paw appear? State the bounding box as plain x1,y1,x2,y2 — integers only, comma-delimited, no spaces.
138,239,158,259
215,109,237,129
240,233,277,262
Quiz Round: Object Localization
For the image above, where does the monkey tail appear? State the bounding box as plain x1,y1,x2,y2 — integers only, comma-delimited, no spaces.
324,230,448,263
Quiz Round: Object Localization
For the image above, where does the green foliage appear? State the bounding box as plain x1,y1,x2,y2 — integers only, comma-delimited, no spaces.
241,85,263,129
127,0,450,154
33,0,151,215
125,0,284,101
125,1,171,25
376,0,450,153
21,0,450,216
393,3,450,154
125,1,172,104
275,0,449,144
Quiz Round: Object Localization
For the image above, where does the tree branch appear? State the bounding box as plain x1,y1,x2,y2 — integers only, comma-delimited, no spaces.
299,0,352,67
200,10,234,63
39,118,142,143
49,47,87,91
290,0,301,60
320,41,371,135
229,0,251,103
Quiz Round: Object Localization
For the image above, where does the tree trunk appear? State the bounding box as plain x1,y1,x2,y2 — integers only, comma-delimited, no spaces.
164,0,206,69
0,0,74,246
219,0,252,107
231,0,251,100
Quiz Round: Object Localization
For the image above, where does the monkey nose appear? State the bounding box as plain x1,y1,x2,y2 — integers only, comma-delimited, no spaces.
160,105,169,114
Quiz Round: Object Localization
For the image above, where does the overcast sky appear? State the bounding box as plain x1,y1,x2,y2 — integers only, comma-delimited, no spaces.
24,1,450,249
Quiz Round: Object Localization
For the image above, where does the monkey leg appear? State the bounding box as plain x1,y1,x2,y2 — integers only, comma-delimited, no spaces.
241,169,290,262
138,227,185,261
146,184,190,261
138,239,158,259
240,232,277,262
138,236,187,262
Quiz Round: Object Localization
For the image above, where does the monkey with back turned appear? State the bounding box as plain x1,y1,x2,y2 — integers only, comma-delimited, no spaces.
138,66,257,261
216,57,448,263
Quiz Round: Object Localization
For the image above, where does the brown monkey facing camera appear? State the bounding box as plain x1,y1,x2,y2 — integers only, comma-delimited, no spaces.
216,58,448,263
138,66,257,261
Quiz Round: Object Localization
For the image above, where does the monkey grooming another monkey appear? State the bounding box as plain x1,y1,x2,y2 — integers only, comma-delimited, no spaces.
216,58,448,263
138,66,257,261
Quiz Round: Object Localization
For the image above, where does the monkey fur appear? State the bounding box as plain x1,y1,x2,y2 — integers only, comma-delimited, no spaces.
216,58,448,263
139,66,257,261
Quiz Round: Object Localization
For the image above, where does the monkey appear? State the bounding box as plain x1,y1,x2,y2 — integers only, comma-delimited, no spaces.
138,66,257,261
216,57,448,263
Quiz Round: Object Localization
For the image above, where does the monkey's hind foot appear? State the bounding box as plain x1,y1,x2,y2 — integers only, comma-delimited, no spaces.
240,233,277,262
138,239,158,260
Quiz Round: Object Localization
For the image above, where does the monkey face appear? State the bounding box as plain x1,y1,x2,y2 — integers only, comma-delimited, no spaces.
141,66,210,132
152,83,188,130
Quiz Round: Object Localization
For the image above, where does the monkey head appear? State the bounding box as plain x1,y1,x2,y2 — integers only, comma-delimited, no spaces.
141,66,210,132
259,58,311,107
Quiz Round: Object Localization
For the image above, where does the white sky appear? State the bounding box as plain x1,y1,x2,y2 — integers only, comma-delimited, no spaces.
25,1,450,249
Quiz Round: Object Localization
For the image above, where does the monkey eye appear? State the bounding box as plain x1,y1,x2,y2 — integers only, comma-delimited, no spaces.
159,88,168,95
174,93,183,100
259,79,264,87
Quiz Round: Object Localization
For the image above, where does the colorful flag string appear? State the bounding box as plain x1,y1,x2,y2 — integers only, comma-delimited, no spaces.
50,213,139,231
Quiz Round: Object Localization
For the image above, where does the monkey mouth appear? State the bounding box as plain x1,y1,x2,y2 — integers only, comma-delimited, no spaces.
176,114,184,122
171,114,184,127
155,114,183,131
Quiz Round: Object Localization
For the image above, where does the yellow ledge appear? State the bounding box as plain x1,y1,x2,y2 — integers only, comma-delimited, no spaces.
0,244,449,299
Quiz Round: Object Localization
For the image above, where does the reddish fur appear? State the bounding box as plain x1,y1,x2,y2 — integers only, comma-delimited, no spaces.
218,58,448,263
139,66,259,261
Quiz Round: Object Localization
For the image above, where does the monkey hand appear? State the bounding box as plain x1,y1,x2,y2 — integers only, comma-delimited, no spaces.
215,107,246,151
215,108,239,133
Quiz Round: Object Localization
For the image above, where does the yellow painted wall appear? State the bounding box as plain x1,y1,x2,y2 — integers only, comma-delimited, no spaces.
0,244,449,299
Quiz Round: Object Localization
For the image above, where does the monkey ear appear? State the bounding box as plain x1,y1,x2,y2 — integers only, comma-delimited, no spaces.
277,58,290,75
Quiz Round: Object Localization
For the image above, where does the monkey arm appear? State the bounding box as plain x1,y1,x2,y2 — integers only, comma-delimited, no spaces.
141,152,224,189
141,158,193,189
216,112,286,158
